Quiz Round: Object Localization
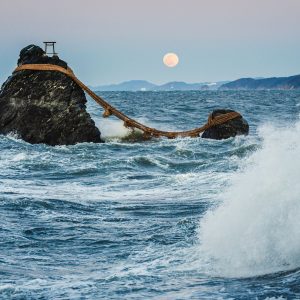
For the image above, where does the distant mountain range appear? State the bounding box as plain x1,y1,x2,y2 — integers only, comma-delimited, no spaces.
90,74,300,91
91,80,229,91
220,74,300,90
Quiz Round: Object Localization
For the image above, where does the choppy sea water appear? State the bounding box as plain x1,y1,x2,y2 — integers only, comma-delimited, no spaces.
1,90,300,299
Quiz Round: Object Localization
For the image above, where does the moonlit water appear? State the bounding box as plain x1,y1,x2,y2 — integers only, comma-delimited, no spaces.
1,91,300,299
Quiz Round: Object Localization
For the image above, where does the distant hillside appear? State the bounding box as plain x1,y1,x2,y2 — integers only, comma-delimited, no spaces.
91,80,229,91
155,81,203,91
92,80,156,91
220,75,300,90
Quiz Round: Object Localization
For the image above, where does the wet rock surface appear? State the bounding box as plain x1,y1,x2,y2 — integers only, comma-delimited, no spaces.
202,109,249,139
0,45,102,145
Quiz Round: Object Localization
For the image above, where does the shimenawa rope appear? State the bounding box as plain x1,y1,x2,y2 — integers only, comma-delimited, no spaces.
14,64,241,139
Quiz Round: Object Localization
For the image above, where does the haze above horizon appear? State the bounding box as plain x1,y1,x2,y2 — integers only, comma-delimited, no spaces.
1,0,299,86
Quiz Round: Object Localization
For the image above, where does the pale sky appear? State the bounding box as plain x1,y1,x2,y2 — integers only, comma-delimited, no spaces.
0,0,299,85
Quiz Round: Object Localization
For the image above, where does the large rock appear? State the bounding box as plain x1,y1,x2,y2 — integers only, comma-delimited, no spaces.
0,44,102,145
202,109,249,139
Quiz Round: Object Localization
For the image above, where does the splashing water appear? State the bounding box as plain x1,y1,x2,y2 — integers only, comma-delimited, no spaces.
97,118,130,139
199,121,300,277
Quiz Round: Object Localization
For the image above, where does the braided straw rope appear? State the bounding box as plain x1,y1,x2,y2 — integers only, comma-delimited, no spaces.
15,64,241,139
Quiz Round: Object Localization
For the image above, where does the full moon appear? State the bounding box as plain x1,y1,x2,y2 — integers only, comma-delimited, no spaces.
163,53,179,68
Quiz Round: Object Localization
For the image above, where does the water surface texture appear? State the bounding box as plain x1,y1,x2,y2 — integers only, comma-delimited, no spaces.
1,91,300,299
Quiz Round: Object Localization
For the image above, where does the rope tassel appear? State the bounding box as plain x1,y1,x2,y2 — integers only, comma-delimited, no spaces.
123,121,132,128
103,108,112,118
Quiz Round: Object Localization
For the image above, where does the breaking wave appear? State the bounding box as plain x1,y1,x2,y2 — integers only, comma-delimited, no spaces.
199,121,300,277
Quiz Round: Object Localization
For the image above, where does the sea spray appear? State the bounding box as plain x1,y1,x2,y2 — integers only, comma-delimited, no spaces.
98,119,131,139
198,122,300,277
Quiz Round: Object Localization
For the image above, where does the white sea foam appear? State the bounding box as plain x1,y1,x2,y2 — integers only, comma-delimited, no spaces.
198,121,300,277
98,119,130,139
11,153,27,161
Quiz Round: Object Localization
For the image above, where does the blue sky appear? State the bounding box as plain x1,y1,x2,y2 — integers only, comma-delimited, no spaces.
1,0,299,85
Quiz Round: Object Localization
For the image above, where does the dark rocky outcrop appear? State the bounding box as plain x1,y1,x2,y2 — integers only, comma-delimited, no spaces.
202,109,249,140
0,45,102,145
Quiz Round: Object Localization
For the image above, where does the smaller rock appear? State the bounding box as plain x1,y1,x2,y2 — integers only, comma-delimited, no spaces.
201,109,249,140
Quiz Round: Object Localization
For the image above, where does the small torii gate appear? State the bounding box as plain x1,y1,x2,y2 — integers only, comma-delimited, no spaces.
43,42,58,56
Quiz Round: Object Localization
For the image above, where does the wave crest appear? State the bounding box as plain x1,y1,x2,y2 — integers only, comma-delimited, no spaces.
198,122,300,277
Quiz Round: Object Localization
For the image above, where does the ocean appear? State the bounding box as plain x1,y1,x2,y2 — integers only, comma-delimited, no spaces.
1,90,300,299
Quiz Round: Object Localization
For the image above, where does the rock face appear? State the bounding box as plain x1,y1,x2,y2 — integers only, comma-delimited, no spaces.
202,109,249,140
0,44,102,145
